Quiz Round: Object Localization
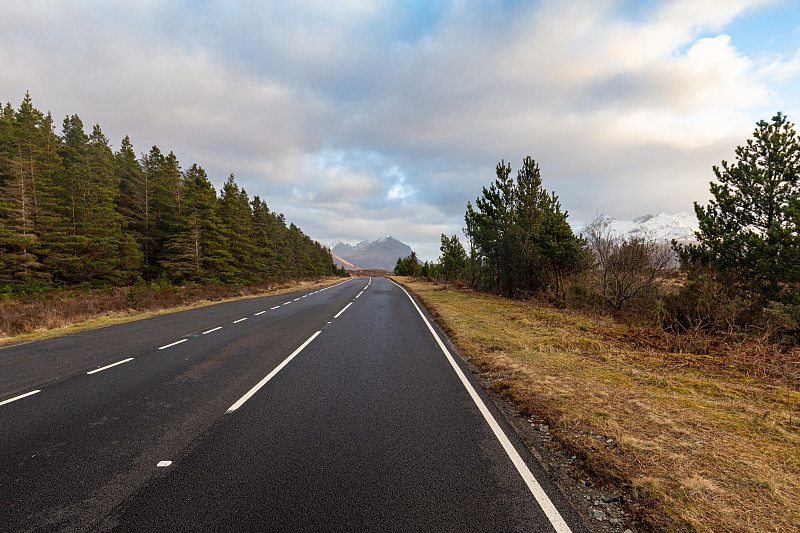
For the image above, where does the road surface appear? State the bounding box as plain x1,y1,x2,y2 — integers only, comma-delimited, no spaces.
0,277,587,532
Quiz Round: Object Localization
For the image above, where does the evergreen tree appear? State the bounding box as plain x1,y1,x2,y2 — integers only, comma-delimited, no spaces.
115,137,146,246
463,202,485,288
514,156,549,292
679,113,800,303
43,114,92,283
44,118,133,284
144,147,183,274
161,164,232,282
439,233,467,283
393,252,420,276
86,124,125,281
285,223,311,277
0,102,16,283
88,125,140,283
0,102,14,170
218,174,257,283
472,161,516,296
138,146,162,273
0,93,49,282
36,111,63,233
250,196,279,276
537,192,586,301
465,157,584,299
0,93,334,289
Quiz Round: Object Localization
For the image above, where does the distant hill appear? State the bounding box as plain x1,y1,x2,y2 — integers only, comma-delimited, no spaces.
330,252,358,270
581,212,699,243
331,236,413,271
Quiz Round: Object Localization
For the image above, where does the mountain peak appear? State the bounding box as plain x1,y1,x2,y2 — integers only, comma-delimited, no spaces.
331,236,413,270
583,212,699,243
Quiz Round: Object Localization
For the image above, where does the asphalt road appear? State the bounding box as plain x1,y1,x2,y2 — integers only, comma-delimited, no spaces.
0,277,587,532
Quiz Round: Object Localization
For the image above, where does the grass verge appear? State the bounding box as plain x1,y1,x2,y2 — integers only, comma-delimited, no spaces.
395,277,800,533
0,277,344,346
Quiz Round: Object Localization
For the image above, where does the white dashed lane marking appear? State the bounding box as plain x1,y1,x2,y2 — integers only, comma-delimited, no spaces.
227,331,321,413
1,390,41,407
87,358,134,375
333,302,352,319
159,339,187,350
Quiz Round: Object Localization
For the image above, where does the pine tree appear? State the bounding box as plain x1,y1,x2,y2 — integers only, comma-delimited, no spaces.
0,102,16,283
680,113,800,303
463,202,485,288
268,211,289,273
160,164,232,283
138,146,162,273
250,196,279,276
0,102,14,170
537,192,586,302
0,99,63,287
393,252,420,276
0,93,49,282
45,114,89,283
471,160,518,296
514,156,549,292
115,137,146,243
34,111,68,283
87,124,138,283
146,148,182,275
0,93,334,289
439,233,467,283
46,118,130,284
218,174,257,283
465,157,584,299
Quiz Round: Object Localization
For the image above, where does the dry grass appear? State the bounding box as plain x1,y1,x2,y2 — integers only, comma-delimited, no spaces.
0,277,344,345
396,277,800,533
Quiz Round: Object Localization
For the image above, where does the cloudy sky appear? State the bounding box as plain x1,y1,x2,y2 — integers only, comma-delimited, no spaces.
2,0,800,260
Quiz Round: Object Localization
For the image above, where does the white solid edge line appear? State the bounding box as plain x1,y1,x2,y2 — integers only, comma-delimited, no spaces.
0,389,41,407
227,330,322,413
87,357,134,375
233,317,248,324
390,279,573,533
202,327,222,335
158,339,187,350
333,302,352,319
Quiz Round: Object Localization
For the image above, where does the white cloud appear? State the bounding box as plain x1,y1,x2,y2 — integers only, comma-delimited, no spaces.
1,0,798,261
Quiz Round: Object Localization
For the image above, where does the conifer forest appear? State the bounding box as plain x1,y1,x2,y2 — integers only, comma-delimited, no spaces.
0,93,337,293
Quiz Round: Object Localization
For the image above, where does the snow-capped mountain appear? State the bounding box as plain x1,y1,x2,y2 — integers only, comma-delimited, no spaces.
581,211,699,243
331,236,414,270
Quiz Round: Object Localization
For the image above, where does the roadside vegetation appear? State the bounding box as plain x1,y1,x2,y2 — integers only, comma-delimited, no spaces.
0,92,341,295
396,277,799,533
0,92,349,339
395,113,800,532
0,277,344,344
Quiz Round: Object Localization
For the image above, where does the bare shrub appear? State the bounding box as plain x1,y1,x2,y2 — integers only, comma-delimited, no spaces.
586,226,674,311
0,278,325,338
656,271,746,337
